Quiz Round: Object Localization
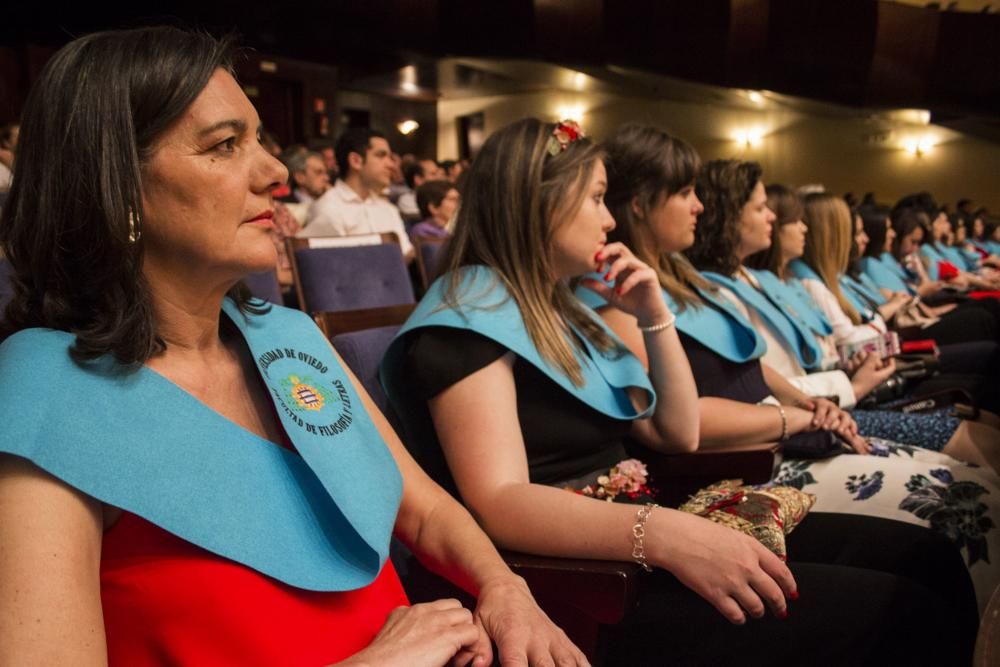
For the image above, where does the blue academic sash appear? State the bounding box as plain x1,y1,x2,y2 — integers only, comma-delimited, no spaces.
0,299,401,592
859,256,914,295
575,272,766,363
920,244,949,280
773,275,836,338
881,252,911,281
701,270,825,371
787,260,877,323
839,275,880,322
382,265,655,421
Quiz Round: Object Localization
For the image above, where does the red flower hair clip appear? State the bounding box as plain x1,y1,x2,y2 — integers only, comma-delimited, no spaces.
546,120,586,156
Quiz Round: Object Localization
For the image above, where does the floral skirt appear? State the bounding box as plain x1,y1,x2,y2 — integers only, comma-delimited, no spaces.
773,440,998,611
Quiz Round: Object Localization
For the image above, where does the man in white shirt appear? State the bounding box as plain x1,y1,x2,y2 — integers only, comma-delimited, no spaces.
299,128,414,262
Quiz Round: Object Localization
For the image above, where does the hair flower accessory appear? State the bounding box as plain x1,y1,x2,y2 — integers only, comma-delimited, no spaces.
546,119,586,156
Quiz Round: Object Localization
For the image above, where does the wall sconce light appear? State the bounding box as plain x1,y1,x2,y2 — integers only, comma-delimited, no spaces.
397,119,420,136
399,65,419,94
903,136,935,157
734,128,764,149
556,104,585,123
746,90,765,105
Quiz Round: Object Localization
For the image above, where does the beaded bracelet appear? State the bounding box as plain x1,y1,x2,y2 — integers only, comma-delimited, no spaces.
774,404,788,442
638,311,676,334
631,503,659,572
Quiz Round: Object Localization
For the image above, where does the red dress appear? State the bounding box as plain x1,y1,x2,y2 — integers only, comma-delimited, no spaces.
101,512,408,666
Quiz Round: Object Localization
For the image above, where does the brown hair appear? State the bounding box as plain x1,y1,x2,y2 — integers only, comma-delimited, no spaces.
415,179,456,220
438,117,614,386
0,26,263,365
801,193,861,324
745,183,803,277
602,123,712,310
685,160,762,276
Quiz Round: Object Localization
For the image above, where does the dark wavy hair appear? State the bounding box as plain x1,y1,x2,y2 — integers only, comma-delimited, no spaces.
602,123,712,311
0,26,266,365
686,160,763,275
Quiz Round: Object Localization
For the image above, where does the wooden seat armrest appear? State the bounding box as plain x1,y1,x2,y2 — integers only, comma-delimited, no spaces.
313,304,416,337
638,443,781,507
500,551,642,625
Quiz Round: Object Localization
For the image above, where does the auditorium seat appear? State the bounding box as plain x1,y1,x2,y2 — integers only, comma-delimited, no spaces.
288,235,415,313
243,270,284,305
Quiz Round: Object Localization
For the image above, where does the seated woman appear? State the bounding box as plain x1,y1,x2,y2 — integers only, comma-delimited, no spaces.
900,192,1000,291
792,193,1000,418
410,179,457,241
687,173,997,458
581,123,997,615
382,117,981,663
0,27,584,666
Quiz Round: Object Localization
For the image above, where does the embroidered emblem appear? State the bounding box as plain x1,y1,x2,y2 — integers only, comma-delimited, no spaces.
281,374,335,412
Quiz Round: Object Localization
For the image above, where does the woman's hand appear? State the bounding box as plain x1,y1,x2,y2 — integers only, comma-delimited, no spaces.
916,280,944,298
467,575,589,667
584,242,671,328
648,509,796,624
336,599,482,667
849,354,897,400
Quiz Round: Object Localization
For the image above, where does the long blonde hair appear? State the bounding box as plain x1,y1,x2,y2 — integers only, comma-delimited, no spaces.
438,118,615,386
802,193,861,324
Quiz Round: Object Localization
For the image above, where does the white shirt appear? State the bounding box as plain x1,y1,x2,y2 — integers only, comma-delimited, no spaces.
299,180,413,257
799,278,886,346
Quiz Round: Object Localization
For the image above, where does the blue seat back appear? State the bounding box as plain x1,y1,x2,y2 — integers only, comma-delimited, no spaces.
295,244,414,312
243,270,284,305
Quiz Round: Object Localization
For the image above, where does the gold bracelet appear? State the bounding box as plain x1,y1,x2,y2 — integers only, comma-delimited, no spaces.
774,404,788,441
631,503,659,572
638,311,676,333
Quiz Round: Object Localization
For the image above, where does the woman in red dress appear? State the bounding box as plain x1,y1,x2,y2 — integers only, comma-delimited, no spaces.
0,27,584,666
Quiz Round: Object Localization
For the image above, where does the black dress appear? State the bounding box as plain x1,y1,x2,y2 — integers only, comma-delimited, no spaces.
395,326,978,666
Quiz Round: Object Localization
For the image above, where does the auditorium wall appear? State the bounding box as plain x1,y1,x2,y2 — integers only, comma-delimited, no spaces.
438,90,1000,211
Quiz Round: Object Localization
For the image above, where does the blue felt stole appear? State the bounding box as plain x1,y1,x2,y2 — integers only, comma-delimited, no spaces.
920,243,949,280
939,245,979,272
772,275,836,338
700,271,825,371
881,252,912,281
575,272,765,363
0,299,401,592
382,265,654,421
838,275,880,322
787,260,877,323
859,256,914,295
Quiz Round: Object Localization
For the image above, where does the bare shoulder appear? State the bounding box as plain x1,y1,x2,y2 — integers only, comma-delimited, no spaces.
0,454,107,664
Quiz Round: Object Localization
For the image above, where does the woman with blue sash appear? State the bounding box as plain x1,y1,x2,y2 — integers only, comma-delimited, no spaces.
691,170,994,458
384,118,984,664
590,123,999,624
0,27,585,667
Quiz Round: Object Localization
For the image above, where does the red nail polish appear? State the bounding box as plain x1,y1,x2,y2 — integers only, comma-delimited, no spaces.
594,251,602,261
603,272,611,281
778,609,788,619
790,590,799,601
616,287,623,296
